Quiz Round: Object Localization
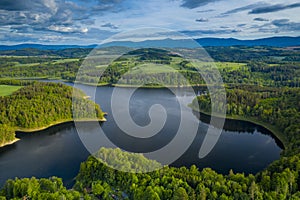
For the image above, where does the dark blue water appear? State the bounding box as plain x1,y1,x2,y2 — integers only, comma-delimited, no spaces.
0,83,282,188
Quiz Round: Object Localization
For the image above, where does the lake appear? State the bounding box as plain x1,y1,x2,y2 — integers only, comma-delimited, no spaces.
0,83,282,188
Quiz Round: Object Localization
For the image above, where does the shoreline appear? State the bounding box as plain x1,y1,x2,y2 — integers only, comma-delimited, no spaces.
111,83,209,89
68,79,210,88
189,104,288,149
0,138,20,148
2,78,288,148
16,117,107,133
1,117,107,148
13,78,212,88
72,80,221,88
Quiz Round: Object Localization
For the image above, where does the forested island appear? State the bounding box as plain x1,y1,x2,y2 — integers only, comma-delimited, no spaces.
0,81,105,147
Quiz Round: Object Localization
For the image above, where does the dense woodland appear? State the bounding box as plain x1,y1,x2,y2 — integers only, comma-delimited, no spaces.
0,148,299,199
191,85,300,156
0,82,105,146
0,46,299,199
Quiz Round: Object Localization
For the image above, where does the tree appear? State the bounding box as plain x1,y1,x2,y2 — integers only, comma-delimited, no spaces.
172,187,189,200
144,186,160,200
92,181,104,197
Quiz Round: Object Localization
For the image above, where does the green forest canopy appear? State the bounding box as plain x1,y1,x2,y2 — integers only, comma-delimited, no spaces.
1,147,299,200
0,81,105,146
190,85,300,156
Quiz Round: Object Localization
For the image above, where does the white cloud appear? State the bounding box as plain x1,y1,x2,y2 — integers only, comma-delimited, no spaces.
0,0,299,44
48,25,88,33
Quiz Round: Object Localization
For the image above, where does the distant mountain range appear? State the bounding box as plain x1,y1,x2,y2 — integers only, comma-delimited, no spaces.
0,44,97,50
100,36,300,48
0,36,299,50
195,37,300,47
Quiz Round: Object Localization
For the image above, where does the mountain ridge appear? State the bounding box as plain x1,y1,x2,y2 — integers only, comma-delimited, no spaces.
0,36,299,50
0,44,97,50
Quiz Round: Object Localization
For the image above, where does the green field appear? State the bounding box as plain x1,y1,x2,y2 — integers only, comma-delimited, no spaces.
0,85,22,96
129,63,175,74
8,58,80,68
192,61,247,71
53,58,80,64
95,65,108,68
15,62,41,67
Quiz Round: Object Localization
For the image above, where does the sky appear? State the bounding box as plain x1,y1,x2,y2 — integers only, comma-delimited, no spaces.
0,0,299,44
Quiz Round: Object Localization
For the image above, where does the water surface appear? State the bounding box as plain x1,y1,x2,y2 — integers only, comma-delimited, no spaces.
0,84,282,187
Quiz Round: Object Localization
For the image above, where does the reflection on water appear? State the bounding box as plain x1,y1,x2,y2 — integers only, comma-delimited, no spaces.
192,111,284,149
0,84,282,188
0,122,89,188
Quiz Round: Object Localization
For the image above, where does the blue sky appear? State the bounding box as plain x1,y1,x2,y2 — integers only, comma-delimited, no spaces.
0,0,299,44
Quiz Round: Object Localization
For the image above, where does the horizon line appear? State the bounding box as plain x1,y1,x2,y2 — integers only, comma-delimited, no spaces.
0,35,299,46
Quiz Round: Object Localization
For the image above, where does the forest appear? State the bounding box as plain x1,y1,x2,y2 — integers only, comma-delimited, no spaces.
0,46,299,199
0,81,105,146
0,47,299,87
190,85,300,156
0,147,299,199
